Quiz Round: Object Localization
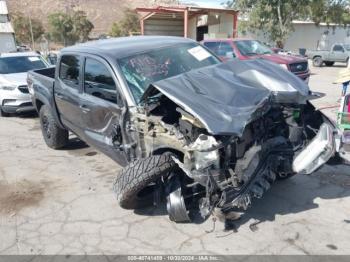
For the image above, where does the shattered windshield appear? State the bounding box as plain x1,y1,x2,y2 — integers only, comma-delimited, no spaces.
117,43,220,103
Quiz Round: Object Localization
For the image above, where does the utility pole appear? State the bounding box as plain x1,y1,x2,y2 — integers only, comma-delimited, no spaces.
23,2,35,50
28,16,35,50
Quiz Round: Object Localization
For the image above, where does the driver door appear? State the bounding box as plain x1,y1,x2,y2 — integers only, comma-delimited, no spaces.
79,55,128,166
332,45,347,62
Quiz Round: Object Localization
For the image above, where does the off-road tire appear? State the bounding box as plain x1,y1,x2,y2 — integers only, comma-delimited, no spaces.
324,61,334,66
113,154,177,209
312,56,323,67
0,107,10,117
39,105,68,149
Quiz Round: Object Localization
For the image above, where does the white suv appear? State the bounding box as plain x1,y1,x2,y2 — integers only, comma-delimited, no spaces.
0,52,48,116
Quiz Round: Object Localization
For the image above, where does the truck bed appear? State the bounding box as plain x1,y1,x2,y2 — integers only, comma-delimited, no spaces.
27,66,57,113
28,67,55,94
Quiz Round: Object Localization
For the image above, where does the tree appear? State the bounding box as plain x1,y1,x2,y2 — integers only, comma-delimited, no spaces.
48,10,93,46
109,8,140,37
110,22,122,37
228,0,350,47
48,12,73,46
71,11,94,42
11,12,45,44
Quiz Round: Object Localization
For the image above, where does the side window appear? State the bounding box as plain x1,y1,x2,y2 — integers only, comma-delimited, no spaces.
333,45,344,52
218,42,236,58
84,57,118,104
59,55,80,89
203,42,221,55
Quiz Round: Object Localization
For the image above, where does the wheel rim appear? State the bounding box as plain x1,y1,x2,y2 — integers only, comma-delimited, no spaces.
314,58,321,66
41,116,51,139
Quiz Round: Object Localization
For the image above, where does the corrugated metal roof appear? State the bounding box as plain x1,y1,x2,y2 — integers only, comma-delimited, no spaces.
0,1,8,15
0,22,14,33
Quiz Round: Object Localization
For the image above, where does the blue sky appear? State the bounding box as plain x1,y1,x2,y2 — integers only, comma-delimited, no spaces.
181,0,225,8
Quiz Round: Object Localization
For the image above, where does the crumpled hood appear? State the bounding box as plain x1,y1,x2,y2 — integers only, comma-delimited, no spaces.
143,59,311,136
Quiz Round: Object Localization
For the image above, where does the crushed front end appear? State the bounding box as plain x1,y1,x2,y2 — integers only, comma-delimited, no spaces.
124,60,337,223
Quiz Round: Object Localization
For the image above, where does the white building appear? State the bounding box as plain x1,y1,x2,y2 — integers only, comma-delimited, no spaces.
241,20,350,52
0,1,16,53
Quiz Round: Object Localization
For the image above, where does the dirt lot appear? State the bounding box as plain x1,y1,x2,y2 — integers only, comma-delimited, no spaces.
0,64,350,255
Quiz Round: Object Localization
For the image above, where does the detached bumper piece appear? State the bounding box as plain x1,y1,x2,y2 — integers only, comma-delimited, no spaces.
293,123,335,174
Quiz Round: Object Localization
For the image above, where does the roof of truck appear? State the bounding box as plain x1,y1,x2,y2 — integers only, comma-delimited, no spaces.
62,36,196,59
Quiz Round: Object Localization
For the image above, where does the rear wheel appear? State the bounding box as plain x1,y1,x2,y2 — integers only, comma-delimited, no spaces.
324,61,334,66
113,154,177,209
313,56,323,67
39,105,68,149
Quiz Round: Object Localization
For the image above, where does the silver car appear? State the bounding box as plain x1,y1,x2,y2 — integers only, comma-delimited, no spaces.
0,52,48,116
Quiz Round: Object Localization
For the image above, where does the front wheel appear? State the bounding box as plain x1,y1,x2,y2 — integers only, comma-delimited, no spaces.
313,56,323,67
113,154,177,209
0,107,10,117
39,105,68,149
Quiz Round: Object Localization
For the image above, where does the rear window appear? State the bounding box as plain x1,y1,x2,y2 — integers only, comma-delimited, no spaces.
59,55,80,89
203,41,235,58
333,45,344,52
0,56,47,74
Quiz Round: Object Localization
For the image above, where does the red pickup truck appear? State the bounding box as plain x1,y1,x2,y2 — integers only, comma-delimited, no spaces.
202,39,310,82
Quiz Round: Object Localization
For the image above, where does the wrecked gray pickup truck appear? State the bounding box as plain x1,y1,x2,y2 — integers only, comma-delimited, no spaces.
27,36,348,223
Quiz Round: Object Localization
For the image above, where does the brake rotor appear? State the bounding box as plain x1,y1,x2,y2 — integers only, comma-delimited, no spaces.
165,174,191,222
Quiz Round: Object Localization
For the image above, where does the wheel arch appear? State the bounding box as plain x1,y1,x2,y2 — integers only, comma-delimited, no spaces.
151,146,184,162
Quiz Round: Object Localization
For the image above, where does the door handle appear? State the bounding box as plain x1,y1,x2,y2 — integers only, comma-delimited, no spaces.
79,104,91,113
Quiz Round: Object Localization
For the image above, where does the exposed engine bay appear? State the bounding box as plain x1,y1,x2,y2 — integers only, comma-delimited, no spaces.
118,60,337,223
129,94,334,222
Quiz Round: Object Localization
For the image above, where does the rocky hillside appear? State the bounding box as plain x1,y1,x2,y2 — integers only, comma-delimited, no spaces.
6,0,177,37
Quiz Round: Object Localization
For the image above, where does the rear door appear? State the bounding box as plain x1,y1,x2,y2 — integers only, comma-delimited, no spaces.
54,54,84,135
79,55,128,165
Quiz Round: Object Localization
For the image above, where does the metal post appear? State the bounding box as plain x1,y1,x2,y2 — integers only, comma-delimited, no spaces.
233,12,238,38
140,19,144,35
29,16,35,50
184,9,188,38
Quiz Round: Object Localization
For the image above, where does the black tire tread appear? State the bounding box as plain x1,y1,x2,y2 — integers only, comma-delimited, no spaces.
0,108,10,117
113,154,177,209
39,105,68,149
312,56,323,67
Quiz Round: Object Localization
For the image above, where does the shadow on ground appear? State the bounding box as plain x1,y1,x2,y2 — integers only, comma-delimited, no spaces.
64,137,89,151
133,167,350,230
